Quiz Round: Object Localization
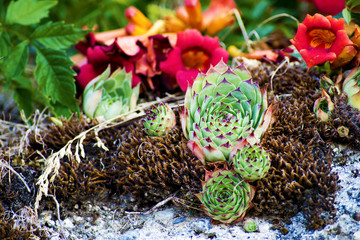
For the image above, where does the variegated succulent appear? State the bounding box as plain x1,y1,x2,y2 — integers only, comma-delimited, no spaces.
229,139,270,181
313,89,334,122
143,103,176,136
83,66,139,121
181,60,272,164
343,67,360,111
195,167,255,224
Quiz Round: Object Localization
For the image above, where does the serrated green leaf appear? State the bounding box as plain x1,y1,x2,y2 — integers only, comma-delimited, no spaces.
6,0,57,25
3,40,29,79
35,47,79,117
343,8,352,24
31,21,90,49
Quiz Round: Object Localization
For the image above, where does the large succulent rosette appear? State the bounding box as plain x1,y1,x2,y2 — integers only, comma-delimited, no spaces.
181,60,272,164
195,167,255,224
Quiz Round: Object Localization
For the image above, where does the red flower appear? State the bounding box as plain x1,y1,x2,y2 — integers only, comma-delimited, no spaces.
299,0,345,15
290,14,353,69
159,29,229,91
74,33,146,91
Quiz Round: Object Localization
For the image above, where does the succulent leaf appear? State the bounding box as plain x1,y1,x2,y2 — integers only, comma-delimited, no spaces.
143,103,176,137
343,67,360,111
230,140,271,181
83,66,139,121
313,89,334,122
196,167,255,224
181,60,272,163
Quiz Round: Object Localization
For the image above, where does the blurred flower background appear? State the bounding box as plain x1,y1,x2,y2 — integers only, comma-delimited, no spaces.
0,0,354,119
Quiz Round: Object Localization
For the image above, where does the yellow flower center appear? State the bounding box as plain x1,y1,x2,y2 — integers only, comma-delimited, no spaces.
308,29,336,49
181,49,210,70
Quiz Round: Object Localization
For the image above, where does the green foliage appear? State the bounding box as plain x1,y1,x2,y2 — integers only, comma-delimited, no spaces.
345,0,360,25
6,0,57,25
0,0,90,118
218,0,299,50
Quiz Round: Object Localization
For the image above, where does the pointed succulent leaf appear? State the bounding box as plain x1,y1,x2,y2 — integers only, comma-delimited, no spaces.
343,68,360,111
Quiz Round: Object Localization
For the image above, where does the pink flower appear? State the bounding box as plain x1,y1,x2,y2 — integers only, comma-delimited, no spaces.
299,0,345,15
290,14,353,69
159,29,229,91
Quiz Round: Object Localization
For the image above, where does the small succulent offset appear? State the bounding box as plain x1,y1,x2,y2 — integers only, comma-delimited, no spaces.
83,66,139,121
195,166,255,224
313,89,335,122
229,140,271,181
181,60,272,164
143,103,176,136
343,67,360,111
243,218,258,232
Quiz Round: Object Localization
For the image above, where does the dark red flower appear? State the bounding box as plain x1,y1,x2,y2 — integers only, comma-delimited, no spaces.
290,14,353,69
159,29,229,91
74,35,146,91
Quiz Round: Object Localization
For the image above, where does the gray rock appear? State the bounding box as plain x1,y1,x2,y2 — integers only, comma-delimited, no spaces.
63,218,75,230
154,209,175,224
191,218,211,234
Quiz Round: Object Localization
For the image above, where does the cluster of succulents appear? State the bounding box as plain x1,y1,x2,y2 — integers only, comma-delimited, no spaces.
314,67,360,122
83,66,139,121
142,61,273,223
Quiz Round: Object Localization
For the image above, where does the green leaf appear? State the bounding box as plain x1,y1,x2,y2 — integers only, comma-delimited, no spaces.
0,31,10,61
35,47,79,117
343,8,352,24
13,88,34,118
347,0,360,9
31,21,90,49
6,0,57,25
3,40,29,79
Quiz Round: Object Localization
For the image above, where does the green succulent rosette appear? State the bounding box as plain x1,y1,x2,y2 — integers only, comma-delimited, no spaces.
181,60,273,164
83,66,139,121
195,167,255,224
343,67,360,111
229,139,270,181
143,103,176,136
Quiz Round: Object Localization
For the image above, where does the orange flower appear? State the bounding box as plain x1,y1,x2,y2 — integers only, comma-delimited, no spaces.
290,14,353,69
174,0,237,35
